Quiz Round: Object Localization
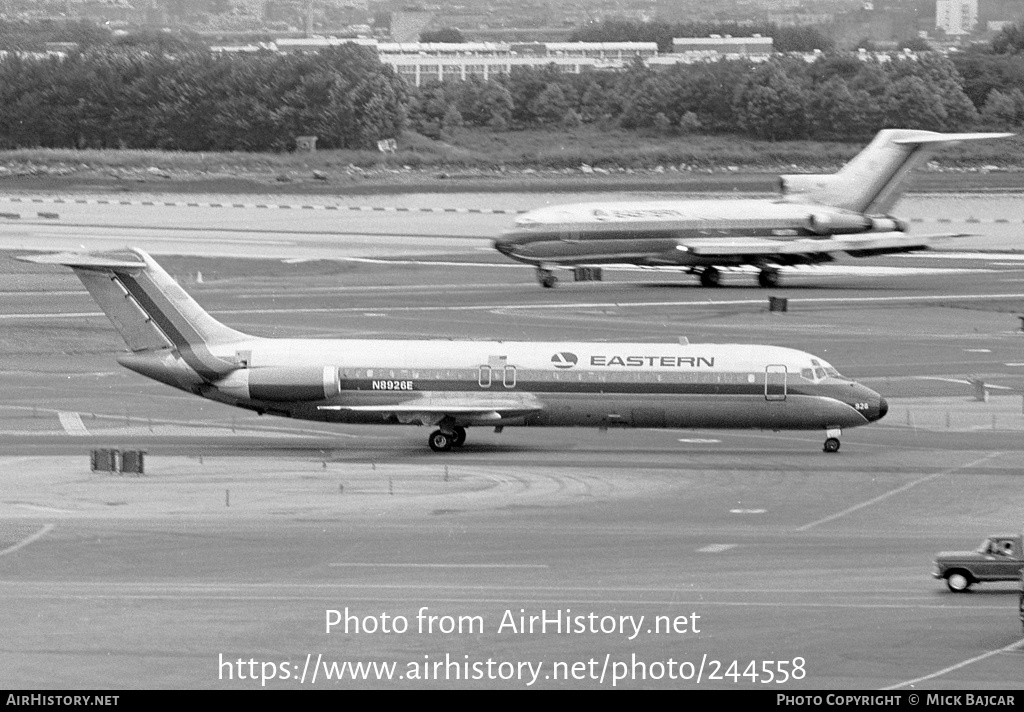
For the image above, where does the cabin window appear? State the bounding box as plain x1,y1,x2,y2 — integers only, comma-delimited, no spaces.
478,366,492,388
366,369,373,378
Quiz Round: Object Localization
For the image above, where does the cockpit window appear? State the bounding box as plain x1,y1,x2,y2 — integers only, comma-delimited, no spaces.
801,368,815,381
814,368,826,380
825,367,842,378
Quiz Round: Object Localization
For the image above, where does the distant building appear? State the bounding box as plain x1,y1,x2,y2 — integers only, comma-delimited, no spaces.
221,38,739,85
936,0,978,35
670,35,774,61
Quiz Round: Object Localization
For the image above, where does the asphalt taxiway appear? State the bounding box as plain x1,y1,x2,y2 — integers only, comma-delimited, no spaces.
1,192,1023,689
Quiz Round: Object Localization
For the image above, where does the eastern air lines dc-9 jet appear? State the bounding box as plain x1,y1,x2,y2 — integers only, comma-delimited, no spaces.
494,129,1012,288
23,249,887,452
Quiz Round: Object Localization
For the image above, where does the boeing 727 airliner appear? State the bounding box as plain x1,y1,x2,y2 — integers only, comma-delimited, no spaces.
494,129,1012,288
23,249,888,452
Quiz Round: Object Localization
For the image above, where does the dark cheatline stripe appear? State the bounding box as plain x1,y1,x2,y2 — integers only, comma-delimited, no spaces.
501,225,825,245
341,378,816,398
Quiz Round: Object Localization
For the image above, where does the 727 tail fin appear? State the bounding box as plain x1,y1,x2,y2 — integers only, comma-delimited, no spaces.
780,129,1013,214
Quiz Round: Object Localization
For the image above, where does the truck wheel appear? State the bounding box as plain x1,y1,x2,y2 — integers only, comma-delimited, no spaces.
946,572,972,592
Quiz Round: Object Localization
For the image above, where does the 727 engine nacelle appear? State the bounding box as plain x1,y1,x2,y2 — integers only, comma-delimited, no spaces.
807,211,872,235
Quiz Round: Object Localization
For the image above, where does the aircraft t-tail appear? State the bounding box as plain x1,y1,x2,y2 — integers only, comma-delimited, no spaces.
494,129,1013,288
23,249,888,452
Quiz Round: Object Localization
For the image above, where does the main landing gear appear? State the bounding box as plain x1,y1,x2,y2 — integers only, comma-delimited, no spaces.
428,426,467,452
757,268,780,288
822,428,841,453
698,266,720,288
536,267,558,289
696,267,782,288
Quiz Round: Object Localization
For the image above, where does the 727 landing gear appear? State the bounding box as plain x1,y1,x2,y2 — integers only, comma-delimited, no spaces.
699,266,721,288
758,268,780,288
536,267,558,288
823,427,841,453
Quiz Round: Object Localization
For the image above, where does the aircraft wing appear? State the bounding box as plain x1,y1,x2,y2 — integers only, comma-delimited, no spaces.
318,393,544,426
677,231,969,259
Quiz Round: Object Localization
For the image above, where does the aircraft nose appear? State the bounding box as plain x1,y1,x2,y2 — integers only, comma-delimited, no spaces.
876,397,889,421
493,239,513,256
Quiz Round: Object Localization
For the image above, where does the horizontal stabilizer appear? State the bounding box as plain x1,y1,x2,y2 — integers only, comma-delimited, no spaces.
892,132,1014,145
18,250,146,270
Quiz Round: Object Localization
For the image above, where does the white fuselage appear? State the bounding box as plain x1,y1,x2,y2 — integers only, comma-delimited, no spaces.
494,198,901,267
120,337,888,432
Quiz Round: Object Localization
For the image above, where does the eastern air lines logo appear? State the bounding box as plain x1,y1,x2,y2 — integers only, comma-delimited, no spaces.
551,352,578,369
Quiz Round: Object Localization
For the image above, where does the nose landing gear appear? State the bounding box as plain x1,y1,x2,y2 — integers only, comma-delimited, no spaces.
823,428,841,453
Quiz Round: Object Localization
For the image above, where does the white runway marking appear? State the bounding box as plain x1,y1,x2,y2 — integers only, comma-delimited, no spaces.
0,584,1012,611
57,411,88,436
730,509,767,514
0,524,54,558
796,453,1003,532
0,195,522,215
0,312,103,320
696,544,737,553
677,438,721,443
882,638,1024,690
10,291,1024,321
328,563,550,569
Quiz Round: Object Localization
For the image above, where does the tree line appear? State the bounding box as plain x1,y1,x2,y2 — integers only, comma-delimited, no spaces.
0,45,408,150
411,51,1018,142
3,34,1024,150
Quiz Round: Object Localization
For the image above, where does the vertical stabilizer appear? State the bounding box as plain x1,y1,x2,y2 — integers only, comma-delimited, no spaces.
780,130,1012,214
19,249,246,379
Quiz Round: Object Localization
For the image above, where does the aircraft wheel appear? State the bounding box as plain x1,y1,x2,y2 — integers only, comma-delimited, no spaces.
699,267,721,288
946,572,972,592
823,437,840,453
536,268,558,289
758,269,780,288
451,426,467,447
428,430,453,452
